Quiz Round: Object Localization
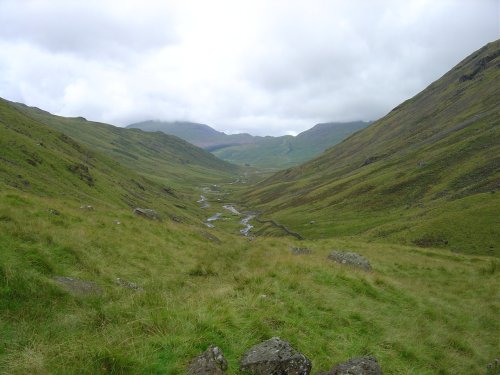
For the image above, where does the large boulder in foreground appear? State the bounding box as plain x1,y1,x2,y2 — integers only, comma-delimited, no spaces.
317,356,383,375
240,337,312,375
188,346,228,375
327,251,372,272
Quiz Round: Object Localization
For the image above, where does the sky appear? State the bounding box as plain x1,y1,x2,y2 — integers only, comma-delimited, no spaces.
0,0,498,136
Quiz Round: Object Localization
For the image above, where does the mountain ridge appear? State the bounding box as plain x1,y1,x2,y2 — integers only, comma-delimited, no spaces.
8,101,239,189
128,120,370,168
241,40,500,255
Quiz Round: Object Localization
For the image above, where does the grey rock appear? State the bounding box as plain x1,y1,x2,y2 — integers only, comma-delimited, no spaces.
319,356,382,375
80,205,94,211
292,247,312,255
53,276,102,296
188,346,228,375
328,251,372,272
115,278,143,291
133,208,162,221
240,337,312,375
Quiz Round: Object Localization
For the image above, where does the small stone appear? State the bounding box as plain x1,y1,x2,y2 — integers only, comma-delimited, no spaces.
115,278,143,291
327,251,372,272
188,346,228,375
292,247,312,255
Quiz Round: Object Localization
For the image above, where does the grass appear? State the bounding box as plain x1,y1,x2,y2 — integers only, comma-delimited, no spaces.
240,40,500,256
0,189,498,374
0,41,499,375
9,100,239,191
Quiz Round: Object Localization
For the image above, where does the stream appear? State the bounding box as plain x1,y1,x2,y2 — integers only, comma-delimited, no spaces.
198,198,255,236
196,195,210,208
240,214,255,236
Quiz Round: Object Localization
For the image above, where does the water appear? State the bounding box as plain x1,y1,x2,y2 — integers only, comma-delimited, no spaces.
240,215,255,236
197,195,210,208
207,213,222,222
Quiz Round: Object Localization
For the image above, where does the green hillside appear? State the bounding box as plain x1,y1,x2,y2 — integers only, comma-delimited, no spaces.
128,120,369,169
0,43,498,375
213,121,370,169
242,40,500,256
11,103,239,190
0,98,208,223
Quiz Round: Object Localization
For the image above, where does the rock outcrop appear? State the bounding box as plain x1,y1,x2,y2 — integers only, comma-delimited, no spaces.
239,337,311,375
133,208,162,221
327,251,372,272
188,346,228,375
292,247,312,255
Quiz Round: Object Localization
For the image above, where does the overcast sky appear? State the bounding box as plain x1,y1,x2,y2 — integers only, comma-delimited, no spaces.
0,0,498,136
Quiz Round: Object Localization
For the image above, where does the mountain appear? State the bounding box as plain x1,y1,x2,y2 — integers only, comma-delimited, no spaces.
1,48,498,374
128,120,369,169
10,103,239,190
0,98,203,222
212,121,370,168
127,120,256,150
242,40,500,255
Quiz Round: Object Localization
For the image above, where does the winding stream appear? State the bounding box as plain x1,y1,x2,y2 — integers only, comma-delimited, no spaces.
240,214,255,236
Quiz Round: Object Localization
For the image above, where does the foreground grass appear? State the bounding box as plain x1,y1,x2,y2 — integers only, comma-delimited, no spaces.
0,190,498,375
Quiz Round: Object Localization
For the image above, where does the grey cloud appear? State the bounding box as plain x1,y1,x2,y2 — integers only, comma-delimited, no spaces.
0,1,177,58
0,0,498,136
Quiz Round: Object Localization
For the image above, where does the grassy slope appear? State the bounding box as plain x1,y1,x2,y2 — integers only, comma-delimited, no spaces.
0,189,498,375
242,41,500,256
10,102,239,190
0,99,205,223
213,122,370,169
0,44,498,375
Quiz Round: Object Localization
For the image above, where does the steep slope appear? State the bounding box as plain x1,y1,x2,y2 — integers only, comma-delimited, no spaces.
213,121,370,168
129,120,369,169
10,104,239,189
242,40,500,255
0,98,201,222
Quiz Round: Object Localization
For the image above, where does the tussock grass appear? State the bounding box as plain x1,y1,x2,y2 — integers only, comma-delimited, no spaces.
0,191,498,374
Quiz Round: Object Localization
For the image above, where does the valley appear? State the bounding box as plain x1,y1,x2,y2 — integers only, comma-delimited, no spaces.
0,39,498,375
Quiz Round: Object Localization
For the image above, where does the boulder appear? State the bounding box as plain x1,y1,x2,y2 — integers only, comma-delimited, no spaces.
240,337,311,375
317,356,382,375
53,276,102,296
133,208,162,221
188,346,228,375
327,251,372,272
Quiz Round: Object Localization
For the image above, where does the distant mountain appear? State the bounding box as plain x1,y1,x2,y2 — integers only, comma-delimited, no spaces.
127,120,256,150
127,120,370,169
242,40,500,255
10,103,239,190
